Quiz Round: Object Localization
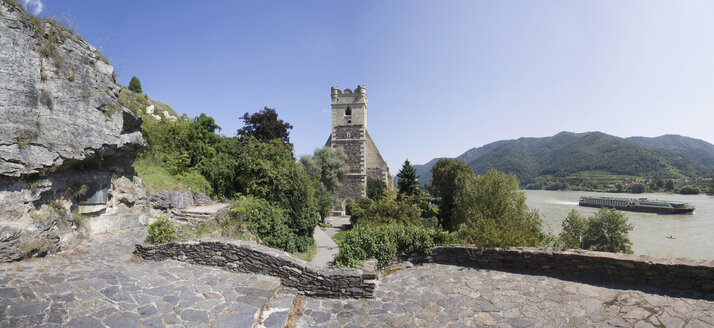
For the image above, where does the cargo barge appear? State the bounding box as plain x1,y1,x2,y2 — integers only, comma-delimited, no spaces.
578,196,695,214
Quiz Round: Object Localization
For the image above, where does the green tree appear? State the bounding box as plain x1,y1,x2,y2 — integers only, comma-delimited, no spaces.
396,159,420,198
348,189,422,227
628,183,645,193
366,177,387,201
559,209,586,249
615,183,624,192
228,195,296,251
238,107,293,146
430,159,473,231
128,76,142,93
582,208,633,254
665,180,675,191
709,176,714,195
299,146,348,195
454,168,547,247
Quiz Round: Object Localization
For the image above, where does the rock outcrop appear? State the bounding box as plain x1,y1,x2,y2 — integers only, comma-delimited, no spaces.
0,1,149,262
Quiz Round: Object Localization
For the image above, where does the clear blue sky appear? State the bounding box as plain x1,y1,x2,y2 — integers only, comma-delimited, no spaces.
32,0,714,172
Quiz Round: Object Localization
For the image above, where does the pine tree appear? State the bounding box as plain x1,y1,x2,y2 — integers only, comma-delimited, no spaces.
396,159,419,197
128,76,142,93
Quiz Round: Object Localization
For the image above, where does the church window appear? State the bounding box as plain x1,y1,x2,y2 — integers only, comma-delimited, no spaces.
346,132,351,138
345,107,351,116
347,120,351,124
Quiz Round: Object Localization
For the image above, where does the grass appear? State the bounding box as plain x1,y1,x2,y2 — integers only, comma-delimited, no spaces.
40,89,52,107
72,210,89,234
67,74,75,81
293,242,317,262
331,229,349,246
133,156,211,194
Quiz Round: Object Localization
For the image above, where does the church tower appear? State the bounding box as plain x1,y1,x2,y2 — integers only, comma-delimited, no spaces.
326,85,393,215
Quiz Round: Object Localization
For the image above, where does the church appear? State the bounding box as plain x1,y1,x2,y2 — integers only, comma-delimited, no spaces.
325,85,394,215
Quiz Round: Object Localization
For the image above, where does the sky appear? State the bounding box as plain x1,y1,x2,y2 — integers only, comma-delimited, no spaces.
30,0,714,172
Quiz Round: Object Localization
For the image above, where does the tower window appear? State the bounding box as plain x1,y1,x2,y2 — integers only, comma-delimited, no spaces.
345,107,351,116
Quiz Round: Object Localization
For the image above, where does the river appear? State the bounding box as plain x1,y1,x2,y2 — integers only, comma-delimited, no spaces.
523,190,714,260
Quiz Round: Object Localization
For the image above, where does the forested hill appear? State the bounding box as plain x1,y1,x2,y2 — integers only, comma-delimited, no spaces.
414,131,714,185
627,135,714,168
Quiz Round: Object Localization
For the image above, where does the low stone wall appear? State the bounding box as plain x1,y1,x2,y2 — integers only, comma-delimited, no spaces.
420,245,714,294
134,239,377,298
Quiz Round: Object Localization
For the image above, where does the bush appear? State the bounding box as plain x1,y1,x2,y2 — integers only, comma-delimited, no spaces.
227,195,296,252
128,76,142,93
332,223,455,267
348,190,422,227
146,216,178,244
679,186,700,195
558,208,633,254
366,177,387,201
454,169,549,247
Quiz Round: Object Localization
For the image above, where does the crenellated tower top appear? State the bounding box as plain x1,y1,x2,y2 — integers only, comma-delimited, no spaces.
331,85,368,129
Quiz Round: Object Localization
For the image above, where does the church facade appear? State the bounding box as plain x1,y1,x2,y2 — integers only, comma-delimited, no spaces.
325,85,394,215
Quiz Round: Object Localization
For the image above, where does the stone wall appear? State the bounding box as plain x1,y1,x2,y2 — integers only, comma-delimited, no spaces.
134,239,378,298
418,245,714,294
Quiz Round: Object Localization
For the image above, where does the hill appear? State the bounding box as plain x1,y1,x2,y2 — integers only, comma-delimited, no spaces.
627,135,714,168
414,132,714,187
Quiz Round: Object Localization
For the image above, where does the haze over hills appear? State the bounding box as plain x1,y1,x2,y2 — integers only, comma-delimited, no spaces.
414,132,714,186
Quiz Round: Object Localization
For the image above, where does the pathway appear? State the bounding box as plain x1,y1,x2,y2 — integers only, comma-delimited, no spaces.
0,228,294,328
310,216,351,267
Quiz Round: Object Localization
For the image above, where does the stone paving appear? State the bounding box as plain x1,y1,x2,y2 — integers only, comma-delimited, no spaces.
3,227,714,327
0,228,294,328
295,263,714,327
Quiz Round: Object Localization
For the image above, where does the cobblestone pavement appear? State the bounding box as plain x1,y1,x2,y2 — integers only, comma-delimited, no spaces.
0,228,294,328
296,263,714,328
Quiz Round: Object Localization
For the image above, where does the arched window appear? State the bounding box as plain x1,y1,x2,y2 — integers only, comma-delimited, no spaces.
345,107,351,116
347,120,351,124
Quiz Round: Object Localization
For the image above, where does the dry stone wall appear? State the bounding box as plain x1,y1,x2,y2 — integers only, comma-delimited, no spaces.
134,239,378,298
419,245,714,294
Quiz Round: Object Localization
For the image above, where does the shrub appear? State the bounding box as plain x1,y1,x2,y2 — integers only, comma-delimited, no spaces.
454,169,549,247
366,177,387,201
679,186,700,195
333,223,455,267
227,195,295,252
128,76,142,93
146,216,178,244
348,190,422,227
558,208,633,254
559,209,586,249
40,89,52,108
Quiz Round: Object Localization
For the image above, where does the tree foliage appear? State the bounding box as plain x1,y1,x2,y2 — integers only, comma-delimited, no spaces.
299,146,348,195
430,159,473,231
559,209,586,249
454,169,548,247
128,76,142,93
396,159,420,198
348,190,423,227
558,208,633,254
332,223,455,267
228,195,297,252
139,109,321,252
237,107,293,146
366,177,387,201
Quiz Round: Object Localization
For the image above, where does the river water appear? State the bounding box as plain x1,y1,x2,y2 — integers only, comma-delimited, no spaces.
523,190,714,260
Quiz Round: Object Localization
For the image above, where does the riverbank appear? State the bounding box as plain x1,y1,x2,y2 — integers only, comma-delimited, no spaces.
524,190,714,261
